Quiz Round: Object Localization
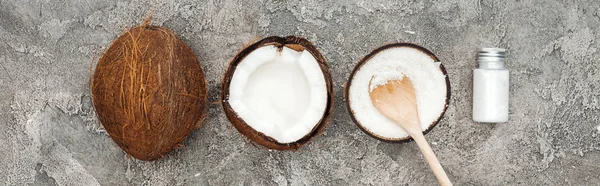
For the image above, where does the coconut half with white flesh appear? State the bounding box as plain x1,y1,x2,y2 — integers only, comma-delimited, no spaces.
222,36,333,150
345,43,450,142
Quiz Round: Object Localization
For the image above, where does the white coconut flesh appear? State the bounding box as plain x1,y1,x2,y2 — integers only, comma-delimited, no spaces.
228,45,328,143
349,47,447,140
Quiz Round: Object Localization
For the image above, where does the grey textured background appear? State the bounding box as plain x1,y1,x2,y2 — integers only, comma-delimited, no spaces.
1,0,599,185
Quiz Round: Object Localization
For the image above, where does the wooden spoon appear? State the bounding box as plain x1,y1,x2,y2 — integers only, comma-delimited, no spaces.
369,76,452,186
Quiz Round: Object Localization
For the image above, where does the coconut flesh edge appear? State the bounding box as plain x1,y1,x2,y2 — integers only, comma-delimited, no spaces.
228,45,327,143
349,47,447,139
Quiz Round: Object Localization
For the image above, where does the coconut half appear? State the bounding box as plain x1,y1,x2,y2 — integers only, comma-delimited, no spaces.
345,43,450,142
222,36,333,150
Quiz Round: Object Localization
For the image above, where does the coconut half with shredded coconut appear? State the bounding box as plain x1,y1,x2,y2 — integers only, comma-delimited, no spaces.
345,43,450,142
222,36,333,150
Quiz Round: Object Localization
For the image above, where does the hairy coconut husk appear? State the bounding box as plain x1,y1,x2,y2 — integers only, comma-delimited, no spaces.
345,43,451,143
91,23,207,161
221,36,334,150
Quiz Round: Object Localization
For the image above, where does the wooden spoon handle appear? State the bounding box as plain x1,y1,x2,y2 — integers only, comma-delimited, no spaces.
410,131,453,186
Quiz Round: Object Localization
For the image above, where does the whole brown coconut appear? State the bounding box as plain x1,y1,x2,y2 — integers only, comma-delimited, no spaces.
221,36,334,150
91,23,207,161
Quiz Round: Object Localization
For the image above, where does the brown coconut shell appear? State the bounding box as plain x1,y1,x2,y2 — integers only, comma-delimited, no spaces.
221,36,333,150
91,24,207,161
345,43,451,143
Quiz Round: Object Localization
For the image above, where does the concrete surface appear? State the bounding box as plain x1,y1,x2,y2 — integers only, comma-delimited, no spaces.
1,0,599,185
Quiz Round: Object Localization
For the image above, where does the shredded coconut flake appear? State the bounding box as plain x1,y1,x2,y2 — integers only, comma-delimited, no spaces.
349,46,447,139
369,72,405,92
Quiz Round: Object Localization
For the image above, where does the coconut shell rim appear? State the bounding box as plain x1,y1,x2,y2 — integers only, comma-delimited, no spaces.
221,36,334,150
344,42,451,143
